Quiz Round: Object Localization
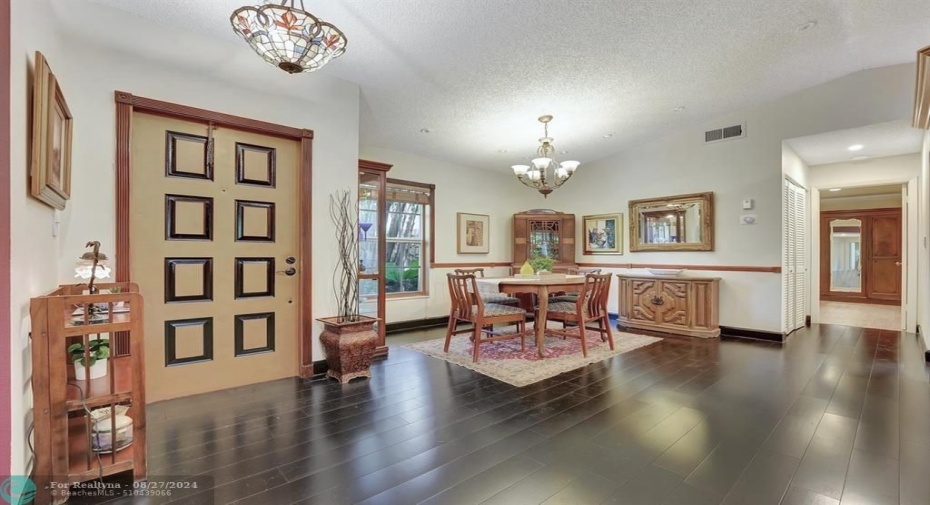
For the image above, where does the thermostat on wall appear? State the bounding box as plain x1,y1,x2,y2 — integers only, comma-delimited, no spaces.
742,199,754,210
740,215,757,225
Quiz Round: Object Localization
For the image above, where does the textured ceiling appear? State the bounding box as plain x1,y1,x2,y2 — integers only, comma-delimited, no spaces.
786,120,924,166
62,0,930,171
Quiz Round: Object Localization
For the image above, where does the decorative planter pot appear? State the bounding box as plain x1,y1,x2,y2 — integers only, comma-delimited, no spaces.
317,316,379,384
74,358,108,380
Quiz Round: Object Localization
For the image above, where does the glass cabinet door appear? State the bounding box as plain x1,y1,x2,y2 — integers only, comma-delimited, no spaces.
358,160,392,354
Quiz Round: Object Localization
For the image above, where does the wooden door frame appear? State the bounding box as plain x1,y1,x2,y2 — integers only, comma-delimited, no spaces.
819,207,901,305
1,0,11,479
114,91,316,378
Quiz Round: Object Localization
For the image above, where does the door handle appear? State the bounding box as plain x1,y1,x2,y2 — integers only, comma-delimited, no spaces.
277,267,297,276
895,261,902,267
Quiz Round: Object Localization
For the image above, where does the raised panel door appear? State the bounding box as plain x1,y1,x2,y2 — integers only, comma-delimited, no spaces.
657,280,690,328
868,214,901,302
629,279,659,324
131,112,300,402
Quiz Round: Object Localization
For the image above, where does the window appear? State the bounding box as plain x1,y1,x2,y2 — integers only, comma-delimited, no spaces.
358,179,433,297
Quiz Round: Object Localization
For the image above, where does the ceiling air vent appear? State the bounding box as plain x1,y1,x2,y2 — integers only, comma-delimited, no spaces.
704,123,745,144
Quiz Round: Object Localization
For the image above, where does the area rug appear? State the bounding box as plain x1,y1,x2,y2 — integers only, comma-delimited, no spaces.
404,329,662,387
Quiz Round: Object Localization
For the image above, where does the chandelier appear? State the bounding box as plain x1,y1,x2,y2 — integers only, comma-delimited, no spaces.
511,115,579,197
230,0,347,74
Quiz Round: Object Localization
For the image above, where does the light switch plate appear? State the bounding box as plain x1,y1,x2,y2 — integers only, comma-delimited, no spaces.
742,198,754,210
740,215,757,225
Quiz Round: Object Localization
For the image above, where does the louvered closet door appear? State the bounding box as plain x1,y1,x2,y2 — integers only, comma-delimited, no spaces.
783,179,807,333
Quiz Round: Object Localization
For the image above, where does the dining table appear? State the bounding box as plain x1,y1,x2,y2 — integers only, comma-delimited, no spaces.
476,275,586,358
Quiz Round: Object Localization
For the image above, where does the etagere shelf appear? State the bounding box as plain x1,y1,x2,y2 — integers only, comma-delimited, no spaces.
30,282,146,505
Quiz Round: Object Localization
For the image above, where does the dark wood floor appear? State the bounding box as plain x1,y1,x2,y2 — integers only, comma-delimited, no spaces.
83,324,929,505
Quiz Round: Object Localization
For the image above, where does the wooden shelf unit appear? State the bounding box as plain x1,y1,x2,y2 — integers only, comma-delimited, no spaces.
31,282,146,505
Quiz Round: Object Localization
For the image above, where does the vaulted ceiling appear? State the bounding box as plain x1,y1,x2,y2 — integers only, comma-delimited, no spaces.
64,0,930,171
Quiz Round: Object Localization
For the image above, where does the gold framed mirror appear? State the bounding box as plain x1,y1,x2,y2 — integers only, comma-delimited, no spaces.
629,192,714,251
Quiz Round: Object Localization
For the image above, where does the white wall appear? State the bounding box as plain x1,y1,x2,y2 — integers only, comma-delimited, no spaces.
920,132,930,351
359,146,538,323
809,153,919,331
545,64,915,333
809,153,921,188
9,0,63,478
9,2,360,474
821,195,902,211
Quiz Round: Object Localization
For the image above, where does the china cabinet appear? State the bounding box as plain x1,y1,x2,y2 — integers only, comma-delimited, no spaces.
358,159,392,356
512,210,577,272
30,282,146,505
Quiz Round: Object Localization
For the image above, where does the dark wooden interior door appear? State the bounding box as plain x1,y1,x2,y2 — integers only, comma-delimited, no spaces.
868,212,901,303
820,208,901,306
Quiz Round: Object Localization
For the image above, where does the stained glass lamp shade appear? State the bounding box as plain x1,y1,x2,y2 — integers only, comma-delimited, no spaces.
230,0,348,74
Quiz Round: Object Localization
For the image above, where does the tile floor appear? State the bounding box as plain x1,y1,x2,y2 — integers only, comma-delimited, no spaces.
819,302,901,331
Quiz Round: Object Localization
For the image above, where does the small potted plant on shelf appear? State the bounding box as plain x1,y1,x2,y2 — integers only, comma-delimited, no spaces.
69,338,110,380
317,190,379,384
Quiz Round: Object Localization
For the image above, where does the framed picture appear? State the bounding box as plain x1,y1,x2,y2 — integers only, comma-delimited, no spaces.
457,213,490,254
582,213,623,255
30,51,73,210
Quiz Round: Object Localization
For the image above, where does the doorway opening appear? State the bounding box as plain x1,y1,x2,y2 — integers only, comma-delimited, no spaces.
819,188,903,330
783,119,922,332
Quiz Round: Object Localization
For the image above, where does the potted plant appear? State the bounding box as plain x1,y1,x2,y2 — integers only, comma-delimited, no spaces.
529,256,555,274
317,190,379,383
69,338,110,380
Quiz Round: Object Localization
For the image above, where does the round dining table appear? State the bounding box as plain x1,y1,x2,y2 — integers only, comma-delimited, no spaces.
476,275,586,358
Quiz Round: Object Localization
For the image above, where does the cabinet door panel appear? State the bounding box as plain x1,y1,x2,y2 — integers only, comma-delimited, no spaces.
657,281,690,327
513,217,528,264
630,279,659,323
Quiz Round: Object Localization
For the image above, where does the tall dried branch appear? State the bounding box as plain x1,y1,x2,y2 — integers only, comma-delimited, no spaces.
330,190,360,322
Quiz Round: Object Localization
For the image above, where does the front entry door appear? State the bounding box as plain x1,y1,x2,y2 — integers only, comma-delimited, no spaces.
130,111,300,402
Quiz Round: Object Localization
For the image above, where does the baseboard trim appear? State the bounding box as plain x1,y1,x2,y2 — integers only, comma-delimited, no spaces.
720,326,785,343
386,316,449,334
312,359,328,377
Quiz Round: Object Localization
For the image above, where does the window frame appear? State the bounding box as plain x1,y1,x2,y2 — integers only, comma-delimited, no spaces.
384,178,434,299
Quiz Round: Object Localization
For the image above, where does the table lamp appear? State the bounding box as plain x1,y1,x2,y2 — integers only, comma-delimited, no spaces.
74,241,111,294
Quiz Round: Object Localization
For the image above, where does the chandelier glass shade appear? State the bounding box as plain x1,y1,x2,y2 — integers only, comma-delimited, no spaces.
230,0,347,74
511,115,579,197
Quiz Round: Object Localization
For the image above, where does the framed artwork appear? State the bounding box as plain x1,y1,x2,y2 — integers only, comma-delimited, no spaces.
457,213,490,254
582,213,623,255
30,51,73,210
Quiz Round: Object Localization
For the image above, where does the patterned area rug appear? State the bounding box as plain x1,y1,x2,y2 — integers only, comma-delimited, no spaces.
404,328,662,387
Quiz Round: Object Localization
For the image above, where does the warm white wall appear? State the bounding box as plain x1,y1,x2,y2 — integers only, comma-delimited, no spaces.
359,146,538,323
809,153,919,331
9,1,360,474
821,195,902,211
920,132,930,351
9,0,63,478
545,64,915,333
809,153,920,188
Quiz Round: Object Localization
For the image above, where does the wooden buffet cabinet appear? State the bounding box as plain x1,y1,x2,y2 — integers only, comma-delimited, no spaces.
512,210,577,272
617,274,721,338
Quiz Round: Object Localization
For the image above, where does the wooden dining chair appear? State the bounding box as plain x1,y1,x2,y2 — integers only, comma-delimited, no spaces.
453,268,520,307
445,273,527,362
549,268,603,303
545,273,614,357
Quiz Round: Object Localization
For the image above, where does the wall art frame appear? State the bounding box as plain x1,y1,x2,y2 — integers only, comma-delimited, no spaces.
457,212,490,254
30,51,72,210
582,213,623,255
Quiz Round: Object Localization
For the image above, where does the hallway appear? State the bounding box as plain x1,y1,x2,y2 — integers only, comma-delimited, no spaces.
820,301,901,331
